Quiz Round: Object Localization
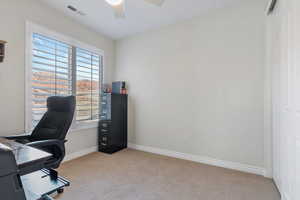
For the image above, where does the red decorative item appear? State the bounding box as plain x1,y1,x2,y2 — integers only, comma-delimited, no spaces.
121,88,127,94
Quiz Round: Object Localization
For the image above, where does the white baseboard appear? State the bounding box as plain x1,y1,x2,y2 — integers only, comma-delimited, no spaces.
61,144,266,177
128,143,266,177
63,146,98,163
264,169,273,178
282,192,291,200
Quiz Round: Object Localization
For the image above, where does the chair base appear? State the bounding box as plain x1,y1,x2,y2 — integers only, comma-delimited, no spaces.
22,169,70,200
49,169,58,180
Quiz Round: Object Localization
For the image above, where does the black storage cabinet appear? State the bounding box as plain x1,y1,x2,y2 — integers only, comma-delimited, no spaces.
99,94,128,154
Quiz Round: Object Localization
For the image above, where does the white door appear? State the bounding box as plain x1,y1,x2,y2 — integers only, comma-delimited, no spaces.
271,0,300,199
293,0,300,199
268,0,282,190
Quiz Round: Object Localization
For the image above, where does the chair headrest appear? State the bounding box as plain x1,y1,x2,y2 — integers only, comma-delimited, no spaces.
47,96,76,112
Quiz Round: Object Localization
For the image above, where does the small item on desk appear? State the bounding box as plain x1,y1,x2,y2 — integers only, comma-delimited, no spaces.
103,83,112,93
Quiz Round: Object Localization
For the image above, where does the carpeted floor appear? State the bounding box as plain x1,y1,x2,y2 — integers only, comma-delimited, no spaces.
54,149,280,200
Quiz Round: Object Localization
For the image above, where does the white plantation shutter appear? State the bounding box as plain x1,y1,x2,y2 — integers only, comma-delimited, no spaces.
30,31,102,129
76,48,101,121
32,33,72,127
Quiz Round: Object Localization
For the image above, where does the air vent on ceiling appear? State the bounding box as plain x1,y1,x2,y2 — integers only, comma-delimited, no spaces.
67,5,86,16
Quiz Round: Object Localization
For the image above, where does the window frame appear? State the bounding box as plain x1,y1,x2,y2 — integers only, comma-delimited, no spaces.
25,21,104,132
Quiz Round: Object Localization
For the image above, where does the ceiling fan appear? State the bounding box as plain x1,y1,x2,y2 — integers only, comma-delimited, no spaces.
105,0,165,18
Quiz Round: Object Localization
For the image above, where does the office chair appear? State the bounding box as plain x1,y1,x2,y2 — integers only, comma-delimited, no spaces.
6,96,75,171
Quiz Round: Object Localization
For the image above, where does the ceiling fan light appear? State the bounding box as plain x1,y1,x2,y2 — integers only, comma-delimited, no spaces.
105,0,123,6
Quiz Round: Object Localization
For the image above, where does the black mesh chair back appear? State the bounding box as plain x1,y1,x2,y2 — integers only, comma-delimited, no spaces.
30,96,75,142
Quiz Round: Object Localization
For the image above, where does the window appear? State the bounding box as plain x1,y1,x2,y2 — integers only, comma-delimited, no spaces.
75,48,101,122
31,34,73,127
26,23,103,131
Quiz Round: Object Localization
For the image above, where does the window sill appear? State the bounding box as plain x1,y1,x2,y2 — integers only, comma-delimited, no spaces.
70,120,99,132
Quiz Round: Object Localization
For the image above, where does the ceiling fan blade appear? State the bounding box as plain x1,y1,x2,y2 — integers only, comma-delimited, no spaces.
144,0,165,6
112,1,125,18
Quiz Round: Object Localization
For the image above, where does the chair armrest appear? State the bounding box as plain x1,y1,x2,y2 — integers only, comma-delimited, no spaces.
4,133,31,140
27,139,65,151
27,140,67,169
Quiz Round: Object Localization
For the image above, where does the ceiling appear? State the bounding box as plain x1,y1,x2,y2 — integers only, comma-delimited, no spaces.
40,0,242,40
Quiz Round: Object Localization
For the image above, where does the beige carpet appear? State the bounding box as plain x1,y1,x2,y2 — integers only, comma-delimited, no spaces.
54,149,280,200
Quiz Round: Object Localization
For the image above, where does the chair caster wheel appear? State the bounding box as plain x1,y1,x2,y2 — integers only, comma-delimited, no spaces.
57,188,64,194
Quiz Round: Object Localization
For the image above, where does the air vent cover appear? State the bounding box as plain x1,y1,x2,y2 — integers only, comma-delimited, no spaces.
67,5,86,16
67,5,77,12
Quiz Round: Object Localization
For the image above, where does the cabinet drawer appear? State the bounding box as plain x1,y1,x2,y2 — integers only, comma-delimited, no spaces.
100,128,110,134
99,121,111,128
99,141,108,148
100,135,108,142
99,122,111,134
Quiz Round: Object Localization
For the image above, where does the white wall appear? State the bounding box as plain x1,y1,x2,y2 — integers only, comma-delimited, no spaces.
115,0,267,168
0,0,115,155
